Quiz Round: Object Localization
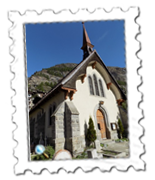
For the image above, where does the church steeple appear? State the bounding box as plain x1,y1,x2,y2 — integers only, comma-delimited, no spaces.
81,22,94,60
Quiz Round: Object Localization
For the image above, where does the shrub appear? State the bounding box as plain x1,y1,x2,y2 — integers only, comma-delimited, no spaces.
32,146,55,161
73,151,88,159
100,143,104,147
44,146,55,159
86,117,97,147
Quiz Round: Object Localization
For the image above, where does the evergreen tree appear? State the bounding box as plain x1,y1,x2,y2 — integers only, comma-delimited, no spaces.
86,117,97,147
118,119,124,139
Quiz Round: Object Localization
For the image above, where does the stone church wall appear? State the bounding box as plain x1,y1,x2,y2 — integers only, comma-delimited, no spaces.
65,101,85,156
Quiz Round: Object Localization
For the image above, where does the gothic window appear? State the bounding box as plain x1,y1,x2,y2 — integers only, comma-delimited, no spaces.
99,79,104,97
88,76,94,95
93,74,100,96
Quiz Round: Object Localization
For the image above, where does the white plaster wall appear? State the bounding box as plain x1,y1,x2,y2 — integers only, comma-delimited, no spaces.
70,65,120,136
29,91,64,138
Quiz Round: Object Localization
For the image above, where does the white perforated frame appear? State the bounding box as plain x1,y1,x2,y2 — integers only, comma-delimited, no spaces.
9,8,144,174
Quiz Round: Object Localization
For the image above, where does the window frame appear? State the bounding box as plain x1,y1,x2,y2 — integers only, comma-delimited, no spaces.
93,74,100,96
88,75,95,95
99,79,104,97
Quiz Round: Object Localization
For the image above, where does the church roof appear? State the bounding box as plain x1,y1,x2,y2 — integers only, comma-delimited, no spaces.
29,50,126,114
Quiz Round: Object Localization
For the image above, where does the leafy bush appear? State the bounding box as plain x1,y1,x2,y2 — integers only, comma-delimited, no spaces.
100,143,104,147
86,117,97,147
32,146,55,161
73,151,88,159
44,146,55,159
115,138,129,142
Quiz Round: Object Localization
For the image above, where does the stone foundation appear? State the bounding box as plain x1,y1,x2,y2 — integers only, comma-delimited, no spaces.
65,136,85,157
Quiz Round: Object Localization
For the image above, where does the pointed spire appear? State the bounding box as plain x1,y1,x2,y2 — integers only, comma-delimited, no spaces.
81,22,94,59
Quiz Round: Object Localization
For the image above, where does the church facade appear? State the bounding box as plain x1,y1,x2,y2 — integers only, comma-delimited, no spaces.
29,23,127,157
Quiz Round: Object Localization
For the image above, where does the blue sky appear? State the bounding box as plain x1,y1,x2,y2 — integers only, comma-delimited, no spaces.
25,21,125,77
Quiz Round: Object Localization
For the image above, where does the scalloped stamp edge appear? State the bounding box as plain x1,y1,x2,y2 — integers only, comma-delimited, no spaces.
5,3,148,179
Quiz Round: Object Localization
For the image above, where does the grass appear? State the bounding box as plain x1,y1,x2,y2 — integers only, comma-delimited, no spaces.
73,152,88,159
100,143,108,147
72,145,95,159
115,138,129,142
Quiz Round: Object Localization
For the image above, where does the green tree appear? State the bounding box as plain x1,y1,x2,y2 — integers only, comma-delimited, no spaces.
86,117,97,147
118,118,124,139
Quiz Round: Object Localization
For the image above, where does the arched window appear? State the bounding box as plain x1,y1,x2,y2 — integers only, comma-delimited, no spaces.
93,74,100,96
49,103,56,126
88,76,94,95
99,79,104,97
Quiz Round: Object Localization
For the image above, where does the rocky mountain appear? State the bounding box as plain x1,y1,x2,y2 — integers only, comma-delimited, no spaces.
28,63,127,111
28,63,77,93
28,63,127,95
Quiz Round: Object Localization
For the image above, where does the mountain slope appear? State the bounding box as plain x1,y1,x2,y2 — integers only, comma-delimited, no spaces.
28,63,127,95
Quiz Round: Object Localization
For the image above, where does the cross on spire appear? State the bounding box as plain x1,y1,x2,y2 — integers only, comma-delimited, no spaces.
81,22,94,59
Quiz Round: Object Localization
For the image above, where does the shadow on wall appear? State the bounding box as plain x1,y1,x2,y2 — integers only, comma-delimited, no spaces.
106,127,111,139
84,121,89,147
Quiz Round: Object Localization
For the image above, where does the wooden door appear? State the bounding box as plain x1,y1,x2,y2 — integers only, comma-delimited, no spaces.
96,109,106,139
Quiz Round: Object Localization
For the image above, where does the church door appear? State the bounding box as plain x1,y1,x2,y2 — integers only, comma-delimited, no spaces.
96,109,106,139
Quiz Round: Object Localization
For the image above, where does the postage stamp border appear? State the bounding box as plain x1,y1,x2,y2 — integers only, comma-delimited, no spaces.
5,3,148,179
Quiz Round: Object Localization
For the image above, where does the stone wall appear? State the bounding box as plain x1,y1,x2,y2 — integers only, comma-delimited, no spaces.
65,101,85,157
37,112,45,139
30,101,86,156
110,130,118,139
30,112,46,147
51,102,65,152
30,118,35,143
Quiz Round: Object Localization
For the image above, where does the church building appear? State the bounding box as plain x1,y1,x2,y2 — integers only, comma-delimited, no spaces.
29,23,127,157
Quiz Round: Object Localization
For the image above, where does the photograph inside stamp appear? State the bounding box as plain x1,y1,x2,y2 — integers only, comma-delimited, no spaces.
25,21,129,160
